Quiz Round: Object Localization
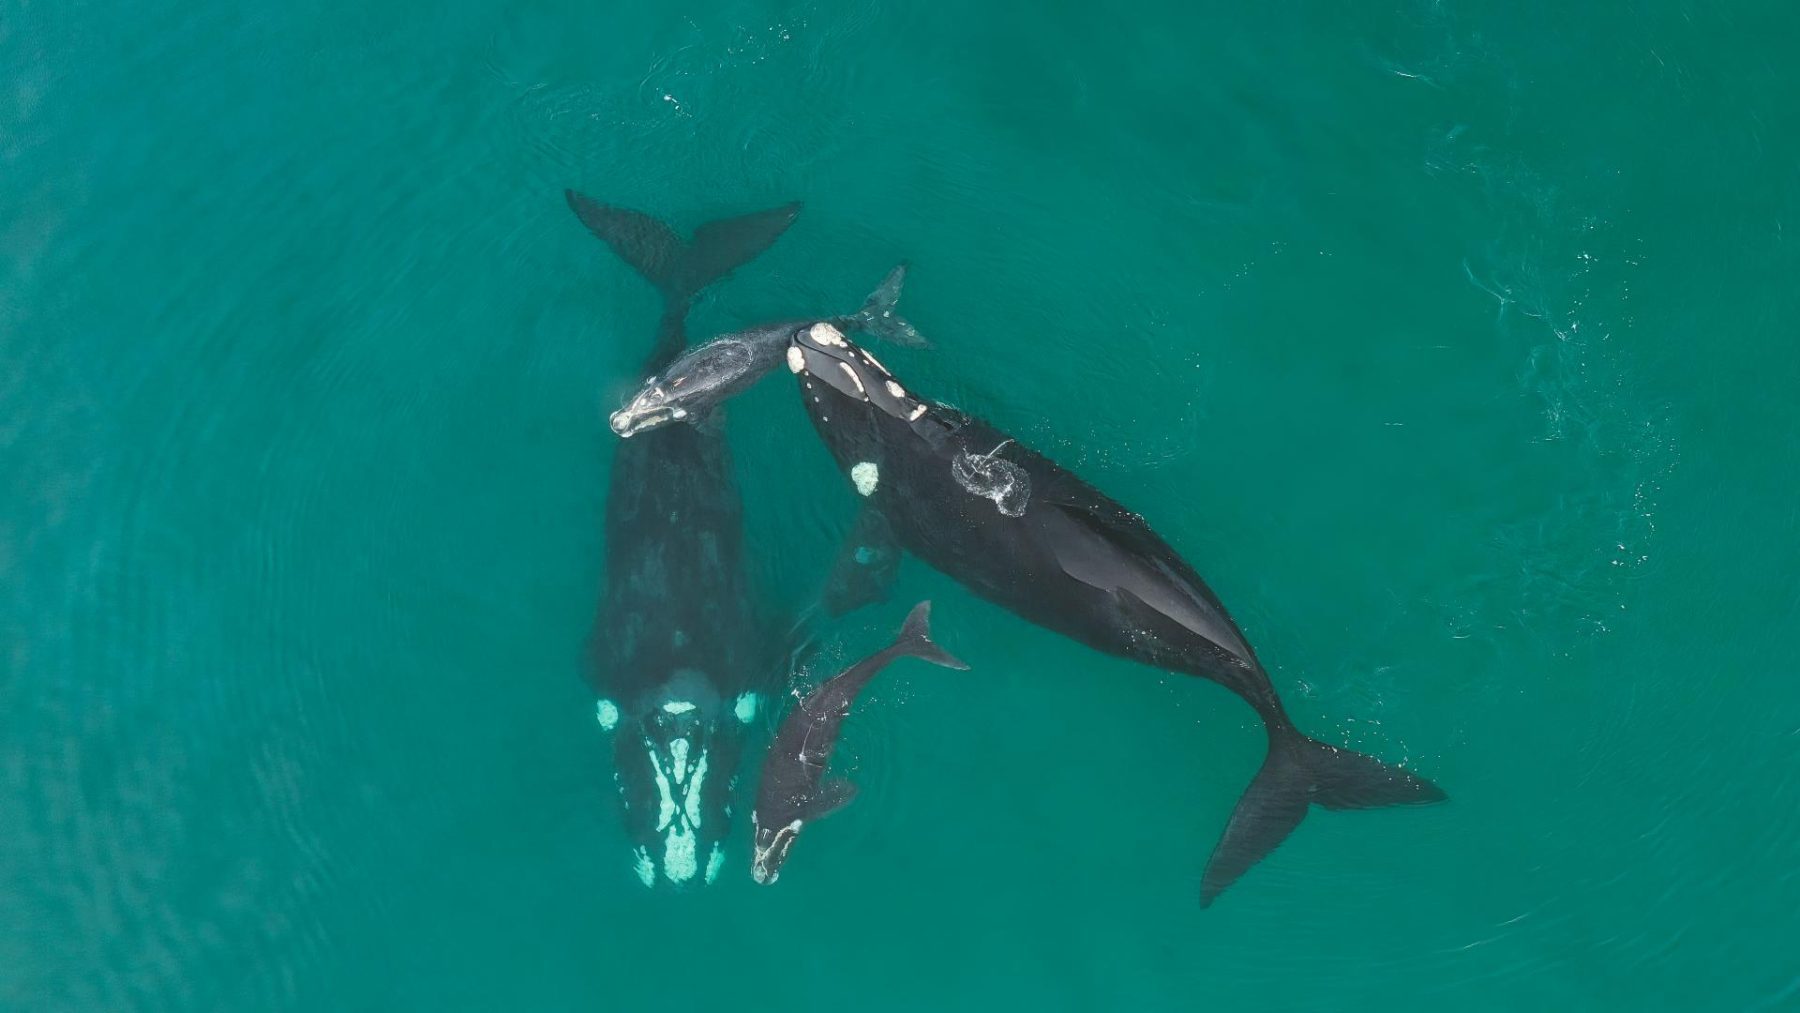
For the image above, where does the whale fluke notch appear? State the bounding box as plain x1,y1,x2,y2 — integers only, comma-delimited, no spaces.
1199,731,1446,907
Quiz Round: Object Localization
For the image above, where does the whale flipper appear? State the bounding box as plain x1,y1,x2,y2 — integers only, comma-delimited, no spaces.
823,506,902,617
564,190,800,301
850,263,927,348
1200,733,1446,907
806,778,859,819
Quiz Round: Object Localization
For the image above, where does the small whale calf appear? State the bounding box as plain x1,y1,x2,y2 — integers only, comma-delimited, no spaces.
608,264,923,438
751,601,968,885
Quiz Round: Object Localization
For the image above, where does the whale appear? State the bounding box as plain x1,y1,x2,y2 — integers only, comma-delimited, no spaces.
606,263,922,439
567,190,798,887
784,322,1446,906
750,601,967,885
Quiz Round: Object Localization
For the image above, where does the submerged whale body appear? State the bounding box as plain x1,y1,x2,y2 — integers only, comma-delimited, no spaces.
567,190,799,887
785,323,1446,905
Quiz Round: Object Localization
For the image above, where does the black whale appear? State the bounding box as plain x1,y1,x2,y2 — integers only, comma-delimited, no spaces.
568,191,798,887
786,322,1446,906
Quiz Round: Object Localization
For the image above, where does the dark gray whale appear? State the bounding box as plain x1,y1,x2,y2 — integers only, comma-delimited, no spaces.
785,322,1446,906
568,190,798,887
607,264,922,438
750,600,967,885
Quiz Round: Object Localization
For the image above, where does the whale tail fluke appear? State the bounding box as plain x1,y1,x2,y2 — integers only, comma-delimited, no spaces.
1199,729,1445,908
848,262,928,348
564,190,801,304
890,600,970,671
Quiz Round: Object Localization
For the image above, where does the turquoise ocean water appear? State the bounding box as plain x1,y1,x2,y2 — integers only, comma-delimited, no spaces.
5,1,1798,1008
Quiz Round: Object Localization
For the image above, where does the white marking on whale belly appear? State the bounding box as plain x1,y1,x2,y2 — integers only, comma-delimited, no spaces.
851,461,879,496
786,345,806,373
734,692,759,723
633,847,656,888
595,699,619,731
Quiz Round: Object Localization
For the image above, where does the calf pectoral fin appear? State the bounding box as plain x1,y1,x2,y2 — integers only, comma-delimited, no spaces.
823,505,901,618
806,778,859,819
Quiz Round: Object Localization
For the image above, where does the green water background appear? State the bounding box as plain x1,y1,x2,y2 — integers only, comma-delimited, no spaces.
5,0,1798,1008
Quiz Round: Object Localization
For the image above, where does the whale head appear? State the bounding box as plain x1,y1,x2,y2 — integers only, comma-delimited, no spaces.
749,811,805,886
609,336,766,437
598,674,760,889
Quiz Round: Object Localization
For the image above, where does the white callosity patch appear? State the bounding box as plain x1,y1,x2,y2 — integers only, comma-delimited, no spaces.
595,699,620,731
663,823,698,883
639,732,716,884
685,752,708,828
633,847,656,888
786,345,806,374
807,322,848,347
648,743,678,832
661,700,696,715
705,844,726,885
734,692,759,723
908,404,928,422
837,362,867,396
851,461,880,497
885,380,907,399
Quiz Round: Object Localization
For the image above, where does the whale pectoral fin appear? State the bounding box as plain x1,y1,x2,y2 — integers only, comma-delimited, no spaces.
806,778,858,820
1038,502,1257,667
822,505,901,618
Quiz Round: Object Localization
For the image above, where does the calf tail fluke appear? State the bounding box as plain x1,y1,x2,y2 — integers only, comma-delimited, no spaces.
891,600,969,671
1200,728,1445,907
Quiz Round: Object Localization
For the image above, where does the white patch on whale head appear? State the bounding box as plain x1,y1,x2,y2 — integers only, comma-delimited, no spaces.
704,843,726,884
734,692,759,723
661,700,696,715
836,362,867,396
663,822,698,883
885,380,907,399
750,818,806,885
670,737,689,783
851,461,879,496
908,404,928,422
786,345,806,374
595,699,620,731
632,847,656,887
807,322,847,347
684,751,708,828
648,744,677,832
